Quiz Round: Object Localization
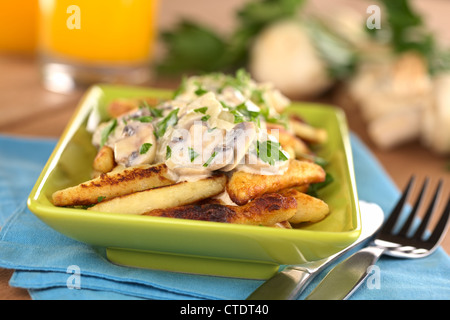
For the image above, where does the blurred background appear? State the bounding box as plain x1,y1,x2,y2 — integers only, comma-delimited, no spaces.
0,0,449,249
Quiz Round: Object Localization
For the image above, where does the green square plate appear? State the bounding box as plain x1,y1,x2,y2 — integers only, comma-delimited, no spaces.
27,84,361,279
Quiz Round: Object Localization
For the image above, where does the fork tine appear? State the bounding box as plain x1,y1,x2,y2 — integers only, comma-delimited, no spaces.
383,176,415,233
426,195,450,246
412,179,443,240
398,178,429,236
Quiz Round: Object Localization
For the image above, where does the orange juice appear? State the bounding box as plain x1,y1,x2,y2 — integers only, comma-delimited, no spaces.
0,0,38,53
38,0,159,65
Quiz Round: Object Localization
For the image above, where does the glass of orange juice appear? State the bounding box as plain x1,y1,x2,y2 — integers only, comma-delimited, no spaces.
38,0,159,93
0,0,38,54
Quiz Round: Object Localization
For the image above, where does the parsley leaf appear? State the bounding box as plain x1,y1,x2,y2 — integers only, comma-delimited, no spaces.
188,147,199,162
235,102,260,122
230,110,245,124
137,116,153,123
100,119,117,148
156,21,229,74
194,107,208,114
195,86,208,96
166,145,172,160
256,140,288,165
149,108,164,118
140,100,164,118
139,143,153,155
307,173,334,197
155,108,179,138
203,150,218,167
298,153,329,167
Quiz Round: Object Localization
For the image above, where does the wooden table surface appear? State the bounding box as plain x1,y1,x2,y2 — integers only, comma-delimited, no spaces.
0,0,449,300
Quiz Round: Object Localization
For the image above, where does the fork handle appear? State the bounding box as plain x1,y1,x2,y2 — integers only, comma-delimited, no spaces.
246,267,313,300
306,246,386,300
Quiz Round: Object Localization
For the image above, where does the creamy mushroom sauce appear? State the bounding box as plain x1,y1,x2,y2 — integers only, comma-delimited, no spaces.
92,71,292,184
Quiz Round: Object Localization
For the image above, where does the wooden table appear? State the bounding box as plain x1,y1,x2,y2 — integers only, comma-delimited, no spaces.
0,0,449,300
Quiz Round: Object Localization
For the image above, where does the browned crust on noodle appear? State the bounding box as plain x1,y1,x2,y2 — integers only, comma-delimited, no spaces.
143,192,297,226
52,163,174,206
85,164,170,187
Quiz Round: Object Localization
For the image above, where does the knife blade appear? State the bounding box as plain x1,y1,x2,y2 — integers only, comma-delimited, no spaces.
305,245,385,300
246,201,384,300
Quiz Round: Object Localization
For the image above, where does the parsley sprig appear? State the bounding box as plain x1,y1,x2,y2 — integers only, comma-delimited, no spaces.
156,0,305,75
369,0,450,74
139,143,153,155
154,108,179,139
188,147,199,162
203,150,218,167
256,140,288,165
100,119,117,148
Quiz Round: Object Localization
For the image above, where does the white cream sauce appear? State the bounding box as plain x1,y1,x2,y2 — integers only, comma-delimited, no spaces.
92,72,291,184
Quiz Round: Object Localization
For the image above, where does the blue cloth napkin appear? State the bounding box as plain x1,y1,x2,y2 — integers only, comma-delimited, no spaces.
0,133,449,300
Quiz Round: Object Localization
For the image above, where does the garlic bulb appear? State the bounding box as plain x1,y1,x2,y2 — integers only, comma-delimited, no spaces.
348,52,433,149
249,19,333,99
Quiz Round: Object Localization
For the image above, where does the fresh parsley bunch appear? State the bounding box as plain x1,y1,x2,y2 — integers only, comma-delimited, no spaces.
157,0,306,75
369,0,450,74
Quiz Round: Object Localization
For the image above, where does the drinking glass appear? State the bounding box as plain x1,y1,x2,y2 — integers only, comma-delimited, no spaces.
38,0,159,92
0,0,38,54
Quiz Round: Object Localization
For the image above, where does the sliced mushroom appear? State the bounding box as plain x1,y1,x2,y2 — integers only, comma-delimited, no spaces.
165,140,212,179
221,122,257,171
114,121,156,167
238,131,291,175
204,145,235,171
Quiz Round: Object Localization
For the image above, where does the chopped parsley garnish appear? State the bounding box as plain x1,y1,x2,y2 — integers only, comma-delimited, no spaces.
97,196,106,203
194,86,208,96
100,119,117,147
223,100,261,124
249,90,288,128
307,173,334,197
298,153,329,167
188,147,199,162
166,145,172,160
235,102,260,122
203,150,218,167
155,108,179,138
266,113,288,129
256,140,288,165
201,115,211,122
220,100,230,109
140,100,164,118
137,116,153,123
194,107,208,114
139,143,153,155
149,107,164,118
218,69,252,92
230,110,245,124
139,100,151,110
250,89,266,106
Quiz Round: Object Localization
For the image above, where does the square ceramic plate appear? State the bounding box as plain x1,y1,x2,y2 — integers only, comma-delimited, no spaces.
27,84,361,279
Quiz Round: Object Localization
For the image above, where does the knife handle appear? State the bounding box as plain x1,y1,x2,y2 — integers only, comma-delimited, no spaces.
306,246,385,300
246,267,312,300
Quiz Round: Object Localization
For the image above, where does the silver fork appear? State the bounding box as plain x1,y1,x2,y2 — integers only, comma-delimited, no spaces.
306,176,450,300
